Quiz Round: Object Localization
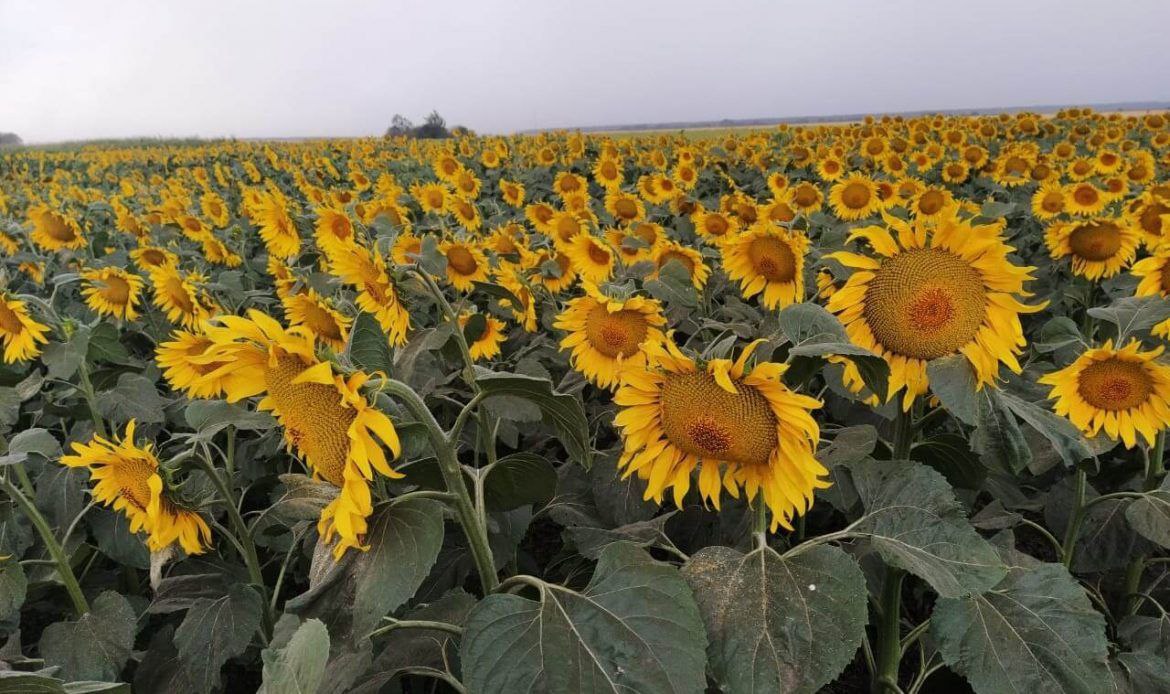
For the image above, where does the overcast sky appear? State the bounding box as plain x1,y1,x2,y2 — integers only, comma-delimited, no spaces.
2,0,1168,144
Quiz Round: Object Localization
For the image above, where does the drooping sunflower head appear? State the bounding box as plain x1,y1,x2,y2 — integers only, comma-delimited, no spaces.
554,284,666,390
1045,217,1141,280
0,293,50,363
827,211,1045,409
28,205,86,252
251,189,301,259
458,311,507,361
61,421,211,555
1040,340,1170,448
327,243,410,346
149,267,216,330
613,338,826,531
80,267,145,321
721,221,808,310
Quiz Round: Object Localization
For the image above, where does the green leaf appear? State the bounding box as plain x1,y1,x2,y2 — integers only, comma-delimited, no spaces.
461,311,487,343
1110,652,1170,694
998,390,1093,467
286,497,445,645
86,322,131,365
926,355,979,425
912,433,985,490
471,280,523,310
681,544,867,694
0,388,20,434
96,373,167,425
461,543,708,693
41,329,91,380
347,312,394,376
482,452,556,511
0,427,61,466
267,473,339,524
565,511,675,559
644,262,699,309
259,618,330,694
173,584,264,692
89,509,150,570
39,591,136,681
474,368,592,468
1088,296,1170,342
34,465,87,528
417,235,447,276
971,388,1031,473
778,302,848,343
847,459,1007,597
980,200,1017,218
1125,487,1170,549
1034,316,1085,353
184,400,275,438
0,558,26,621
932,563,1112,694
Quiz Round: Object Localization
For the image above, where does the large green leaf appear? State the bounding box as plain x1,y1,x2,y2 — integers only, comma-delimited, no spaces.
461,543,708,693
173,583,264,692
285,497,445,645
1125,484,1170,549
259,618,330,694
779,303,889,400
481,452,557,511
926,354,978,425
932,563,1112,694
681,544,867,694
0,558,26,621
95,372,168,425
474,367,592,468
347,311,394,375
39,591,136,681
846,459,1007,596
998,390,1092,467
0,427,61,466
971,388,1031,473
1087,296,1170,342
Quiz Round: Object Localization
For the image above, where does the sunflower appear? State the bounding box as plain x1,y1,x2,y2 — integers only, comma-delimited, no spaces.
1129,193,1170,246
411,182,449,214
909,187,955,221
61,421,211,555
448,197,482,232
554,285,666,390
314,207,356,255
721,222,808,310
131,245,178,274
158,330,235,398
693,209,739,245
80,267,145,321
458,312,507,361
565,233,616,284
826,211,1045,409
0,294,49,363
1066,182,1108,216
525,202,557,233
251,190,301,259
496,265,539,332
651,242,710,290
815,156,846,181
283,289,351,351
613,339,826,530
604,191,645,225
815,268,840,300
530,250,577,294
180,311,402,558
440,240,489,292
391,231,423,266
1040,341,1170,449
500,180,526,208
593,157,624,189
326,243,410,346
828,175,882,221
0,231,20,256
1031,182,1068,221
547,209,585,247
1131,247,1170,338
201,235,242,268
1045,217,1141,280
28,205,86,251
201,193,231,228
150,268,215,329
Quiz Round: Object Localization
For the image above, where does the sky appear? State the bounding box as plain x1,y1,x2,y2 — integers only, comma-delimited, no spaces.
1,0,1168,144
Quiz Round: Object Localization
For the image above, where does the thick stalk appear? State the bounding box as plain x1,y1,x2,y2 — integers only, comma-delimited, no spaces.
1123,431,1165,614
752,497,768,551
383,379,498,593
76,359,108,439
874,405,915,693
1061,466,1088,569
1,476,88,616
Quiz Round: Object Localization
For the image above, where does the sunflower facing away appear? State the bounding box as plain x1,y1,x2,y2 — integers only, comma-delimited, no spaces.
166,311,402,558
1045,217,1141,280
1040,340,1170,448
80,267,145,321
827,211,1045,409
554,284,667,390
613,339,827,531
0,293,50,363
61,421,211,554
722,221,808,310
458,312,507,361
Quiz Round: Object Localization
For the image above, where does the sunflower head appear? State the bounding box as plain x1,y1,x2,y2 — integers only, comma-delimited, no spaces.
1046,217,1141,280
81,267,145,321
554,284,666,390
721,222,808,310
0,294,50,363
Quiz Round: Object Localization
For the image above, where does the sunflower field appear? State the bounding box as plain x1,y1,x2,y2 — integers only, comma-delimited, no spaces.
0,108,1169,693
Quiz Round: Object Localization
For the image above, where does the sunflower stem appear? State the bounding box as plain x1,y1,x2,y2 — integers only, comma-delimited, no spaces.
1061,466,1088,569
76,358,108,439
0,475,89,616
412,268,478,389
752,496,768,550
1123,430,1166,615
193,448,273,639
383,379,498,593
874,405,915,694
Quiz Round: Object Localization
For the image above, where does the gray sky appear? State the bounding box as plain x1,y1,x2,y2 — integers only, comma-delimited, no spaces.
2,0,1168,144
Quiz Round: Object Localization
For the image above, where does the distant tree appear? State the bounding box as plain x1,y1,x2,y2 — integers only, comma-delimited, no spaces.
414,111,450,139
0,133,21,147
385,114,414,137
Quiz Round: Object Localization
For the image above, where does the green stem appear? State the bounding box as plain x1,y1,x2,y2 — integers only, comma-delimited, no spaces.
413,268,478,388
76,359,107,439
1061,466,1088,569
874,405,915,694
192,449,273,637
1123,431,1165,614
873,568,906,694
384,379,498,593
1,476,88,616
367,618,463,640
753,496,768,551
